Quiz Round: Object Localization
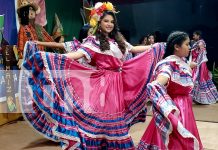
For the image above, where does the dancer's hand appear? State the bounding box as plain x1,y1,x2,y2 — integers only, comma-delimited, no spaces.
33,40,40,45
17,59,23,69
189,61,197,69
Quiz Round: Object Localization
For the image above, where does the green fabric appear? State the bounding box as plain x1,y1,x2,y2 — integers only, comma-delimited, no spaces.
0,15,4,29
45,1,83,41
7,100,17,112
35,24,44,41
0,15,4,44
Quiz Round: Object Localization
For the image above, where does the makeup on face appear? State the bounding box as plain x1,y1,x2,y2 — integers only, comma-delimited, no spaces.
100,14,114,35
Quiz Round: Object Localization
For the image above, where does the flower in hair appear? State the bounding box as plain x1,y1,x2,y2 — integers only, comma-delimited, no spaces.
90,17,97,27
85,2,117,29
104,2,114,11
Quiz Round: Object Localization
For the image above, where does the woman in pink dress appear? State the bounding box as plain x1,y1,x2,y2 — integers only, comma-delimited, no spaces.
137,31,203,150
190,30,218,104
19,2,165,149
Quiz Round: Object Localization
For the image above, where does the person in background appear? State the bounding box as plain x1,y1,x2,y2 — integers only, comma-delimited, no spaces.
34,24,92,53
134,35,149,57
78,24,93,43
17,0,53,68
139,35,148,46
189,30,218,104
34,24,93,68
147,33,155,45
138,31,203,150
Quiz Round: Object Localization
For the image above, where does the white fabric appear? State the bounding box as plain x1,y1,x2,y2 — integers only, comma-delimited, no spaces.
62,42,76,53
155,55,193,87
79,36,133,61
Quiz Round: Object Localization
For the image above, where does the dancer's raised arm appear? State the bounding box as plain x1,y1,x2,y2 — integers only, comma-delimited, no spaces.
130,45,152,53
34,41,64,49
64,51,85,60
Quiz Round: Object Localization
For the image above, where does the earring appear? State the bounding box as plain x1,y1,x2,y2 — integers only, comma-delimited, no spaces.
98,27,101,33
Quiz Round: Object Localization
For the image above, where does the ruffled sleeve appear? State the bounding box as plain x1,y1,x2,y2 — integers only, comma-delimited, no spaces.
123,41,134,60
63,38,81,53
77,36,97,63
124,41,134,52
155,62,173,80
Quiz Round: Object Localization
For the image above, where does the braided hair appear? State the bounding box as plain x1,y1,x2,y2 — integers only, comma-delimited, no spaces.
164,31,189,58
95,11,126,54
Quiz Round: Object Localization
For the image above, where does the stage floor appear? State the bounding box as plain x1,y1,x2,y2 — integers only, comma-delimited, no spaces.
0,103,218,150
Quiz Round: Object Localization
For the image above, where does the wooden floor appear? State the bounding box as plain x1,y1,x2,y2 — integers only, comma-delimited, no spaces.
0,103,218,150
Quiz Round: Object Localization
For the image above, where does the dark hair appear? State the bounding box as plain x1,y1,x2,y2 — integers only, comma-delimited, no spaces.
78,24,91,42
19,6,31,25
164,31,189,58
147,34,155,38
147,33,156,44
95,11,126,54
193,30,202,38
139,36,148,44
54,36,62,42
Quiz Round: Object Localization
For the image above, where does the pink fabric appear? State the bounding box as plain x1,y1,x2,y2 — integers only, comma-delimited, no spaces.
20,40,165,149
191,48,200,62
139,83,203,150
34,0,47,26
192,62,210,82
190,39,207,82
190,39,218,104
67,48,155,114
168,94,202,150
138,58,203,150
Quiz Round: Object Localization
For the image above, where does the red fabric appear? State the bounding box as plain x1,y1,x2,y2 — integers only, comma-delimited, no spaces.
17,24,53,58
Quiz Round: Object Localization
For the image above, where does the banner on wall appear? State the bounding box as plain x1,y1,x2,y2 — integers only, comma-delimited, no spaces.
0,1,20,113
0,0,48,115
0,45,19,113
0,0,18,45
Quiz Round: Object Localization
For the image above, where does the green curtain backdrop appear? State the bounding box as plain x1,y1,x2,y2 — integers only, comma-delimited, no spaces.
45,0,83,41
